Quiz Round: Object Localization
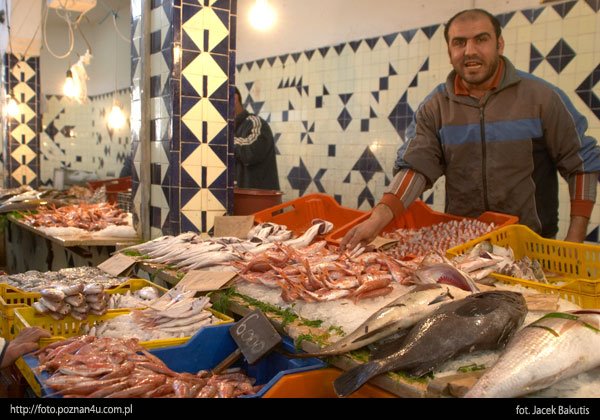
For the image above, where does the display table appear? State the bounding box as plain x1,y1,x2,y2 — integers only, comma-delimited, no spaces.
5,215,139,272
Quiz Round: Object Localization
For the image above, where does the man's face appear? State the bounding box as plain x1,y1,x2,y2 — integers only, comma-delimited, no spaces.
447,14,504,88
234,93,244,116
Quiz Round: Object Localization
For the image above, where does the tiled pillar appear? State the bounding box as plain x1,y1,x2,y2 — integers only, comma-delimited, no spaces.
132,0,236,238
2,54,41,188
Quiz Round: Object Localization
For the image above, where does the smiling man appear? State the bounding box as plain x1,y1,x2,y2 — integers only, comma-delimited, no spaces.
342,8,600,251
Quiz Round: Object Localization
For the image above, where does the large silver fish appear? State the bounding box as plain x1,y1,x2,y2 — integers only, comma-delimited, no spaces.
465,310,600,398
296,284,471,358
333,291,527,397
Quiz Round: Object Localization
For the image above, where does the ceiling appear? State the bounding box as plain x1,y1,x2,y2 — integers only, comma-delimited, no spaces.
46,0,128,26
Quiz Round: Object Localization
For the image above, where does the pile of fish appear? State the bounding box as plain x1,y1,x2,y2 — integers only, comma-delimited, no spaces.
452,241,548,283
466,310,600,398
381,219,495,259
119,220,333,273
0,267,125,292
333,291,528,397
0,185,40,204
20,202,129,231
106,286,161,309
32,283,108,320
238,241,398,303
0,185,43,213
86,293,219,341
35,336,261,398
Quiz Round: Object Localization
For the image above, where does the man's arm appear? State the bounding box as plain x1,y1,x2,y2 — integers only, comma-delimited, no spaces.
565,172,598,242
234,116,275,166
341,169,426,250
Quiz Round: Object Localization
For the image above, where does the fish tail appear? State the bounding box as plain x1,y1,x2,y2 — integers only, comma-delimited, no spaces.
333,361,383,397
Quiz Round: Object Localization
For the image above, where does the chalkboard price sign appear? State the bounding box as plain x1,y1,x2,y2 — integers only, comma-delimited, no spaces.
230,309,282,365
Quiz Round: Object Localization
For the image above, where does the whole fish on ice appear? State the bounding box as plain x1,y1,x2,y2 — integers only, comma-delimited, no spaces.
296,284,471,357
465,310,600,398
333,291,527,397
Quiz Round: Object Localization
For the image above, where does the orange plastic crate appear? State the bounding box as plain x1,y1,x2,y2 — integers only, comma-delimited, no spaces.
262,368,396,398
253,193,366,237
327,200,518,245
88,177,131,204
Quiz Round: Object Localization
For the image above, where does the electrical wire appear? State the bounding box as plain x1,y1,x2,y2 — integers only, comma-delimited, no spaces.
42,2,75,59
112,11,130,43
42,0,94,59
4,0,15,58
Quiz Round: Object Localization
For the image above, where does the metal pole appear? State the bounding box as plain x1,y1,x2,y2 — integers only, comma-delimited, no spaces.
139,0,151,240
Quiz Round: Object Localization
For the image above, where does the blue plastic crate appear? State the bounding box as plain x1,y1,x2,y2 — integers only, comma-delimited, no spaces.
21,324,325,398
150,324,326,398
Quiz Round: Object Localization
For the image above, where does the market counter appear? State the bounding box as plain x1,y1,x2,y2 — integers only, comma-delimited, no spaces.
5,215,139,272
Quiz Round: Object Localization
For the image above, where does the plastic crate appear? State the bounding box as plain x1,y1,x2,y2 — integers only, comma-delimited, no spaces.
88,177,131,204
446,224,600,309
253,193,366,237
327,199,518,245
15,307,234,397
20,324,325,398
262,367,396,398
0,279,167,339
13,306,232,348
150,324,327,398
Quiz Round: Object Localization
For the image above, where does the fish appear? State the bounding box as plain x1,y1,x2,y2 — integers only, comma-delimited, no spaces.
295,284,471,358
333,291,527,397
465,310,600,398
412,262,480,292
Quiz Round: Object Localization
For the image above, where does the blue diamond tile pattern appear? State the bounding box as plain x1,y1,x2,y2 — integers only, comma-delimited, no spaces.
587,0,600,12
530,44,544,73
4,54,40,188
576,64,600,120
521,7,545,23
401,29,417,44
287,158,312,196
338,108,352,131
358,186,375,208
546,39,576,73
495,12,515,28
388,92,414,139
348,147,385,184
553,1,576,18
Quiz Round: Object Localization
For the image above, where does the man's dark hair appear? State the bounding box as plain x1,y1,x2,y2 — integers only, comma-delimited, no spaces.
234,86,241,99
444,9,502,43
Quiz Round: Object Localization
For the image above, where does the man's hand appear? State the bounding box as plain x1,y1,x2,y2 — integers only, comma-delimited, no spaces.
564,215,589,243
1,327,51,368
340,204,394,251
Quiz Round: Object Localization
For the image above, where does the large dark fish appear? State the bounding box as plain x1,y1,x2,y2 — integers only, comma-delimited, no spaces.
333,291,527,397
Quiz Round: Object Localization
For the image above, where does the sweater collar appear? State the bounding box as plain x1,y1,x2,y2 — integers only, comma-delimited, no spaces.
235,110,250,129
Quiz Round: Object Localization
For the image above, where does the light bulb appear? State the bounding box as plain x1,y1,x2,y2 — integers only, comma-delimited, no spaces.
6,95,19,118
63,70,79,98
249,0,276,31
108,104,126,129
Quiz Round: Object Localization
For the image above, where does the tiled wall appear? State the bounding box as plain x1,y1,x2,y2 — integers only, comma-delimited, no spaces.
40,89,132,186
2,54,41,188
236,0,600,241
132,0,236,238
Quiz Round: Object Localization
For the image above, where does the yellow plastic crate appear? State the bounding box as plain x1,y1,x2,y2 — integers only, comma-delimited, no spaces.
0,279,168,339
14,306,234,397
446,224,600,308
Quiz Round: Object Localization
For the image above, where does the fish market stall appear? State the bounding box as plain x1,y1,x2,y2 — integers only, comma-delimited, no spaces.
5,204,138,272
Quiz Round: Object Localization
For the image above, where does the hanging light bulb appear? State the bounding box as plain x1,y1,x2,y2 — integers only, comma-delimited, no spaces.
6,93,19,119
63,69,79,98
249,0,276,31
108,101,126,129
